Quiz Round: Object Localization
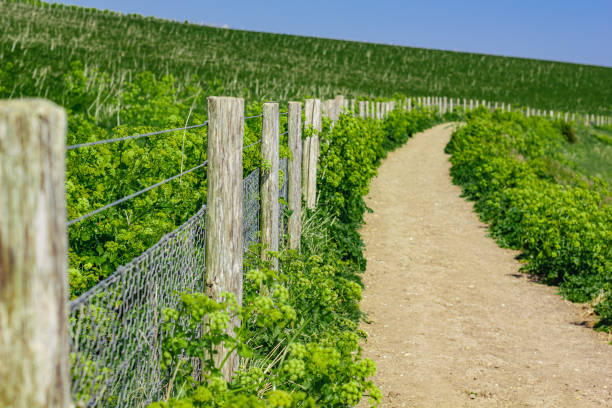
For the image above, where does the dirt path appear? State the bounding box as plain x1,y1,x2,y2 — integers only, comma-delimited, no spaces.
358,124,612,408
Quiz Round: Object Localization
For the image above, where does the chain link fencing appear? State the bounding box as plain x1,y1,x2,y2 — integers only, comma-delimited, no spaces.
68,164,289,407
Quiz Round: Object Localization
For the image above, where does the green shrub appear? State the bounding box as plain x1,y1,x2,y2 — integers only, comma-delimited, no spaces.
446,110,612,330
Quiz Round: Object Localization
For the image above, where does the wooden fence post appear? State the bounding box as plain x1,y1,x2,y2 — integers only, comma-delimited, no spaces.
301,114,311,203
324,99,333,121
260,102,280,268
305,99,322,210
206,96,244,380
358,101,365,118
334,95,344,120
0,100,70,408
287,102,302,251
334,95,344,115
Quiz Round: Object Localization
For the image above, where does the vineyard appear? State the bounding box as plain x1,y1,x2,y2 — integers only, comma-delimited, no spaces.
1,1,612,407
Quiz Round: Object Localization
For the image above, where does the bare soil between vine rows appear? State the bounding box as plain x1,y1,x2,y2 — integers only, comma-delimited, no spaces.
358,124,612,408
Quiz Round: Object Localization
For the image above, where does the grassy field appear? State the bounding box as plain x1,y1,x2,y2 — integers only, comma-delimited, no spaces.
562,125,612,185
2,0,612,123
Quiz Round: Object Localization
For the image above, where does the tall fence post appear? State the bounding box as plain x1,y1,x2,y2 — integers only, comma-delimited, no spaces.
0,100,70,408
205,96,244,380
260,102,280,268
305,99,322,210
335,95,344,119
287,102,302,251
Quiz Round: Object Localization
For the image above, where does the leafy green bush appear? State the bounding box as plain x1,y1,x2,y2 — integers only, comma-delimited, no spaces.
446,109,612,329
148,245,380,408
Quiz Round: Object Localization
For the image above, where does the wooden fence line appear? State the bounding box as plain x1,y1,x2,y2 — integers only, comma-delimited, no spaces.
1,93,610,407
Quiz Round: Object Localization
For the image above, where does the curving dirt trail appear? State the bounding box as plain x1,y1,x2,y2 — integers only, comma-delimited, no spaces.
358,124,612,408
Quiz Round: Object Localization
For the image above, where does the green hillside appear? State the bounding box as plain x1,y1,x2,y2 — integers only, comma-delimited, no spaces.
2,0,612,122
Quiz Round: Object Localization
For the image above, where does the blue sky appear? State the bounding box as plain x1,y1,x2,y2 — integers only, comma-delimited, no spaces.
55,0,612,67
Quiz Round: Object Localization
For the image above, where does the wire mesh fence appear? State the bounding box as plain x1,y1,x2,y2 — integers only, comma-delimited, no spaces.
67,164,289,407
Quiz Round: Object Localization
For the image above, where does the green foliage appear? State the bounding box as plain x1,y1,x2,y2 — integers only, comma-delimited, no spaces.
559,124,612,185
147,227,381,407
446,110,612,329
65,64,270,297
2,0,612,121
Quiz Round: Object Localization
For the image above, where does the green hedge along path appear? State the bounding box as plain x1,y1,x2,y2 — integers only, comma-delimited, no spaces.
358,124,612,407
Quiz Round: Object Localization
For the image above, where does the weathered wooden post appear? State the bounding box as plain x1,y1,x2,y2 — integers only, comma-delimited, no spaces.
260,102,280,268
206,96,244,380
350,99,356,114
287,102,302,251
0,100,70,408
301,122,311,202
408,98,412,112
304,99,321,210
334,95,344,120
359,101,366,118
326,99,335,121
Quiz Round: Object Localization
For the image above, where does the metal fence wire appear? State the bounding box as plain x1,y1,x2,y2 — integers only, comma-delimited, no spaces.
68,165,289,408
